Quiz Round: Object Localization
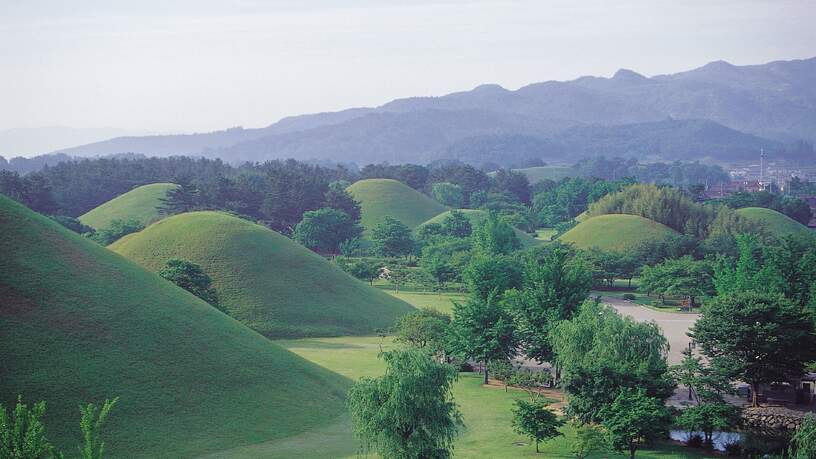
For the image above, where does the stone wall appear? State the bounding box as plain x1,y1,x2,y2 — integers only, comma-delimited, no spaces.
741,406,809,432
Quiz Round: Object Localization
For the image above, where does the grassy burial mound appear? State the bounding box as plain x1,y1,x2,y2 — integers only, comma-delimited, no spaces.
78,182,177,229
418,209,540,247
110,211,415,338
347,178,449,231
558,214,678,252
735,207,813,239
0,195,350,458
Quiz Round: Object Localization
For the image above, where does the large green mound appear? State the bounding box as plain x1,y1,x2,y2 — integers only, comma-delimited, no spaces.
735,207,813,239
558,214,678,251
418,209,540,247
110,211,415,338
347,178,449,231
79,182,177,229
0,196,349,458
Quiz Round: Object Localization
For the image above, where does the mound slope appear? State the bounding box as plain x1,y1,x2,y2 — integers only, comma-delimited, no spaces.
79,182,177,229
735,207,812,239
418,209,540,247
110,211,415,338
0,196,349,458
347,178,448,231
558,214,678,251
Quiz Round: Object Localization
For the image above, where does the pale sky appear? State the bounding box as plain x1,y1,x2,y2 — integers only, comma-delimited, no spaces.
1,0,814,133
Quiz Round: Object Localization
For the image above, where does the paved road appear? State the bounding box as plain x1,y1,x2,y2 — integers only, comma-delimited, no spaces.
603,296,699,365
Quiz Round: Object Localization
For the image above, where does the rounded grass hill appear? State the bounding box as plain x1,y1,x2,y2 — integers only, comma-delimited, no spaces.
418,209,540,248
78,182,177,229
0,195,349,458
347,178,449,231
735,207,813,239
558,214,678,252
109,211,415,338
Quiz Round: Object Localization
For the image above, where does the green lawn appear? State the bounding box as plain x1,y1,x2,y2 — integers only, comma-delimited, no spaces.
348,178,449,232
211,335,715,458
535,227,557,241
559,214,678,252
78,182,177,229
0,195,352,458
110,211,415,338
735,207,813,239
385,290,467,315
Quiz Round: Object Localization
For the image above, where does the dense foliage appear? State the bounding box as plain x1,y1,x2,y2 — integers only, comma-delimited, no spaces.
347,350,462,459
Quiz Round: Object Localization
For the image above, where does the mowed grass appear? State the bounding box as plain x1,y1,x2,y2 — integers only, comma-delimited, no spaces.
215,334,714,459
535,227,557,241
419,209,541,247
0,195,351,458
559,214,678,252
385,290,466,315
735,207,813,239
110,211,415,338
348,178,449,231
78,182,177,229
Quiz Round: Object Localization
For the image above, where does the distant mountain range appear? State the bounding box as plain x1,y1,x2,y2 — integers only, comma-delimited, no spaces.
21,57,816,166
0,126,151,157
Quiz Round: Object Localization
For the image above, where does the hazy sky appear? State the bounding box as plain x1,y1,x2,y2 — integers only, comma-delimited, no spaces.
2,0,814,133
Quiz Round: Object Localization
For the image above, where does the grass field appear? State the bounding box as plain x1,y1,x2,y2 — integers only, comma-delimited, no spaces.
110,211,415,338
506,165,575,183
385,290,466,315
347,178,449,231
418,209,541,247
559,214,678,252
78,182,177,229
535,227,557,241
0,195,352,458
735,207,813,239
212,334,714,459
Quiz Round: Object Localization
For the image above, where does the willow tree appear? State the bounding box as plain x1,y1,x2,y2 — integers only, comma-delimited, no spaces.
347,350,463,459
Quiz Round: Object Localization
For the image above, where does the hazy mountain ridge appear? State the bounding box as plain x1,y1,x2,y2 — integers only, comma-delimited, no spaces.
37,56,816,165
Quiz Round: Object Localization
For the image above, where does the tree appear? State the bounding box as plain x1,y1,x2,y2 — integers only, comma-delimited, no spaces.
324,181,361,222
486,359,514,391
371,217,415,257
432,182,465,208
88,218,144,245
347,349,463,459
571,423,606,459
159,258,221,310
0,396,55,459
600,389,671,459
441,210,472,238
341,258,382,285
504,245,591,366
638,256,714,309
78,398,118,459
552,301,674,422
293,207,362,254
789,414,816,459
690,291,816,407
462,253,522,301
159,178,201,214
492,169,532,204
393,308,450,356
581,248,637,289
449,294,517,384
472,213,520,255
420,255,457,291
511,399,564,453
675,401,740,447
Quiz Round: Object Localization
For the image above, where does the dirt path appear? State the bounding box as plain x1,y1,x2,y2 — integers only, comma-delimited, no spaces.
602,296,699,365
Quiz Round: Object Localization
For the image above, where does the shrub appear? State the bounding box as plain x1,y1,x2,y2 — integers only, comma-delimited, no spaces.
622,293,636,301
723,440,742,457
685,433,704,448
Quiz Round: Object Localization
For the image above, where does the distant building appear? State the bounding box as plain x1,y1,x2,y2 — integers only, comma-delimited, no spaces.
704,180,765,199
